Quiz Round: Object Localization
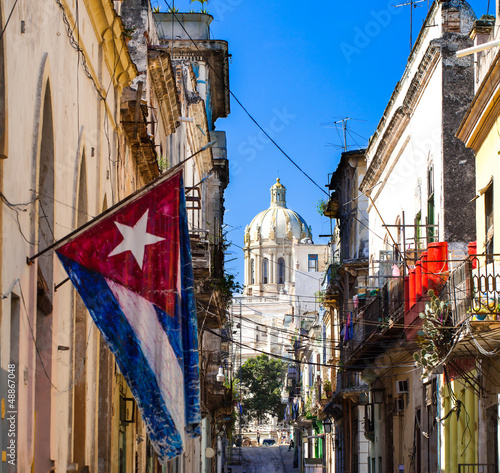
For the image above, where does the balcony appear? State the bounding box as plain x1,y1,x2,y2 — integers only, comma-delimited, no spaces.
343,276,405,368
190,231,227,327
458,465,496,473
436,255,500,325
439,255,500,359
120,88,160,183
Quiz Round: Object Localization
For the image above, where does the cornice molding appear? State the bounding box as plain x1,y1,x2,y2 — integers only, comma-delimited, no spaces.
361,45,440,194
82,0,137,88
457,49,500,153
148,51,181,136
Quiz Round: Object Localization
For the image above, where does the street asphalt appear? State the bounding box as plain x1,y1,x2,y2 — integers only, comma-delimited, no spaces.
226,445,299,473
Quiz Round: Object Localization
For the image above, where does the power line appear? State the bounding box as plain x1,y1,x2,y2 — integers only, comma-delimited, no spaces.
204,325,414,371
229,241,327,283
160,1,328,197
0,0,18,42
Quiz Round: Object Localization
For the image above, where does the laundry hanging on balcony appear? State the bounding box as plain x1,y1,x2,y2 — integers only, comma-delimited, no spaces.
344,312,354,342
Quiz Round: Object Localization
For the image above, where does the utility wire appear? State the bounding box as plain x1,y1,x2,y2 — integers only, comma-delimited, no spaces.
0,0,18,42
205,325,414,370
161,1,328,196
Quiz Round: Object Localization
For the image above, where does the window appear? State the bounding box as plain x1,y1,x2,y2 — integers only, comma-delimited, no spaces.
277,258,285,284
415,212,422,249
251,259,255,285
308,254,318,272
262,258,269,284
427,164,436,243
486,183,494,259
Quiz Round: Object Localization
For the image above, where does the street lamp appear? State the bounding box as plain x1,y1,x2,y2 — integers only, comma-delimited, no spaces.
370,379,385,405
323,416,333,434
216,367,225,383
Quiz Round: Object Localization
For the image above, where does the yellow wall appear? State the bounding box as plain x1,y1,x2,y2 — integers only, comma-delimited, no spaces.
441,376,478,471
473,115,500,255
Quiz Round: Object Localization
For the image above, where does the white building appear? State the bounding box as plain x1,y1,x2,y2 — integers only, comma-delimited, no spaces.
233,179,328,440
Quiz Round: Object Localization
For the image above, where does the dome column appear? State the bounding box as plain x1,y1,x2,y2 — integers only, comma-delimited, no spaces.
270,252,275,284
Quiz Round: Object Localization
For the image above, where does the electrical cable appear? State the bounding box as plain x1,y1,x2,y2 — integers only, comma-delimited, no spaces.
230,241,327,283
204,325,414,371
0,191,38,245
55,0,105,101
160,0,328,197
17,279,95,393
0,0,18,42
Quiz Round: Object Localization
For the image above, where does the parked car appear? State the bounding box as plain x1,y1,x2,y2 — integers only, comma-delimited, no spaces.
262,439,276,446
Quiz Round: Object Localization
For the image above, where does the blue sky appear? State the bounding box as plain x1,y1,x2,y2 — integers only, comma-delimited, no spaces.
157,0,488,284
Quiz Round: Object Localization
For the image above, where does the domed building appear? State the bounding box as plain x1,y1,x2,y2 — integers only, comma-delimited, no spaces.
243,178,326,296
234,179,328,442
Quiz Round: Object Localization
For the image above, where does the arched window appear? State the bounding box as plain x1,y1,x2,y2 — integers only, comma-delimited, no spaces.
262,258,269,284
251,259,255,285
277,257,285,284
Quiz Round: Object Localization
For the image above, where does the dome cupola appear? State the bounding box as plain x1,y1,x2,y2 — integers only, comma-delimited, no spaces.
244,178,311,245
270,178,286,208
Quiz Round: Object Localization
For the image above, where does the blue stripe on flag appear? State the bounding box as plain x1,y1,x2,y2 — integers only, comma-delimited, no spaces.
179,180,201,434
57,253,184,461
153,305,183,362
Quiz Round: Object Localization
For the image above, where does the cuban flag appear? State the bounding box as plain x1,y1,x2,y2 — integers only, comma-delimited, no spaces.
55,170,200,462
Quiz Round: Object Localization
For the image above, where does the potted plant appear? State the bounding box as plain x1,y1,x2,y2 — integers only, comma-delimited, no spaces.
190,0,209,13
323,380,332,398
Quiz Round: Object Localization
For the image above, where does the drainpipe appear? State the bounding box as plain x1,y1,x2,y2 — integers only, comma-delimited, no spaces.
217,435,222,473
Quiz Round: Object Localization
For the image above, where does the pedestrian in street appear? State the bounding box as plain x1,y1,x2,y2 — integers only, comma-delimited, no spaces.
288,439,294,451
256,430,260,445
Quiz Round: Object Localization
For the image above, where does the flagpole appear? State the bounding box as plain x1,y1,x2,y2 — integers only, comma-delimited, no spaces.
27,140,217,264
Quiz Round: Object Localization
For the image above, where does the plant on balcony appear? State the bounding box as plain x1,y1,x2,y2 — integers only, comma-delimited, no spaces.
190,0,209,14
122,26,136,42
413,290,454,378
316,199,327,216
211,273,242,311
304,397,314,418
323,379,332,398
315,290,326,305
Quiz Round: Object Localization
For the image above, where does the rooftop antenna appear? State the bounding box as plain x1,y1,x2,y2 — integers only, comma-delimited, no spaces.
394,0,425,51
320,117,368,153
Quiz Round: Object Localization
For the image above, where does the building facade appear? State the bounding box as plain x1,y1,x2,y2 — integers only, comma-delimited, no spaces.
321,2,480,472
234,179,328,448
0,1,231,472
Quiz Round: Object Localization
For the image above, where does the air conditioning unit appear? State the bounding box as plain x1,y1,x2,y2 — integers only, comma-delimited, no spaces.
395,380,408,395
395,398,405,413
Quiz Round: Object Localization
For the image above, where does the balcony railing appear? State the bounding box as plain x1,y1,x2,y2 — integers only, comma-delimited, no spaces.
458,464,497,473
441,255,500,326
440,259,472,326
344,275,405,363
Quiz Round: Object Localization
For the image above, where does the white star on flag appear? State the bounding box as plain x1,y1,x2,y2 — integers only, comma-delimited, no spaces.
108,210,165,270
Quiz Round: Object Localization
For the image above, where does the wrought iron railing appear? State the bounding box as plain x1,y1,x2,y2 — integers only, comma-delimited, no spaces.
458,464,496,473
344,275,405,361
440,259,472,326
441,255,500,326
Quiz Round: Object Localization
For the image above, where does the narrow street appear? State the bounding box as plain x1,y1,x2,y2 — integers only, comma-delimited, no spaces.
228,446,299,473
